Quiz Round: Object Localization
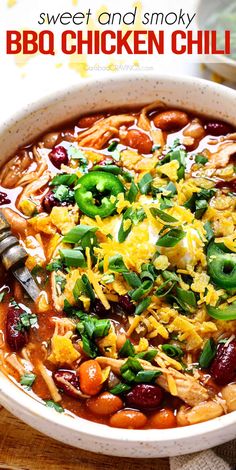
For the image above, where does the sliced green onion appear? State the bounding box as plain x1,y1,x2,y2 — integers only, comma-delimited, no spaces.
20,373,36,388
63,225,97,244
195,154,208,165
176,287,197,309
118,209,133,243
94,319,111,338
162,344,183,358
108,141,118,152
50,173,78,187
0,291,6,302
121,369,137,383
46,259,64,272
45,400,64,413
135,296,152,315
199,339,216,368
135,370,161,383
155,280,176,298
138,173,153,195
131,279,153,301
110,383,131,395
73,275,95,302
108,255,127,273
204,221,214,243
195,199,208,219
162,271,179,282
135,349,158,361
119,339,135,358
126,181,139,202
156,229,186,247
121,357,143,374
81,334,98,358
59,248,86,268
123,272,141,288
150,207,178,224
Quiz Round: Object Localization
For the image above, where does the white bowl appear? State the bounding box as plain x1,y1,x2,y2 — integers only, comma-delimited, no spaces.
0,73,236,458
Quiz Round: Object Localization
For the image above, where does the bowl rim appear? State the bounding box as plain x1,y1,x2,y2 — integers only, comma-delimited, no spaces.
0,71,236,446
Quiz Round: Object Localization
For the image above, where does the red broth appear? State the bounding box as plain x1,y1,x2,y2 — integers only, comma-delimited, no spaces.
0,103,235,429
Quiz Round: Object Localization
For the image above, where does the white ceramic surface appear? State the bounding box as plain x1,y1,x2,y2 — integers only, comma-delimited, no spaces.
0,73,236,458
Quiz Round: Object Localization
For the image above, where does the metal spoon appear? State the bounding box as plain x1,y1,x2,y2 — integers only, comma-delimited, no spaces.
0,211,40,301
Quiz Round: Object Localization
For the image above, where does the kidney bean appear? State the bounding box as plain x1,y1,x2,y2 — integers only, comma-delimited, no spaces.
42,191,70,213
6,306,28,351
183,120,205,139
42,191,61,213
0,191,10,206
153,110,189,132
119,295,135,315
215,179,236,193
210,340,236,385
49,146,69,169
92,299,110,317
78,114,105,128
110,409,147,429
126,384,163,410
87,392,123,416
78,360,103,395
149,408,177,429
204,120,233,136
121,129,153,154
53,370,86,399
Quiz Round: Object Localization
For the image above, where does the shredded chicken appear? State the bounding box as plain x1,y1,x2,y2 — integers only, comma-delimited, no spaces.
177,400,225,426
96,356,209,407
17,172,51,212
208,142,236,169
77,115,135,149
5,354,26,376
0,146,48,189
1,208,28,235
52,317,76,336
137,101,165,131
37,361,61,402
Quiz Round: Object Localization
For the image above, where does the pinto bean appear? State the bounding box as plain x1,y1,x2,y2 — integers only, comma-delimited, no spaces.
222,383,236,412
42,132,60,149
78,360,103,396
87,392,123,415
6,305,29,351
153,110,189,132
183,120,205,139
121,129,153,154
78,114,105,129
177,401,224,426
149,408,177,429
110,409,147,429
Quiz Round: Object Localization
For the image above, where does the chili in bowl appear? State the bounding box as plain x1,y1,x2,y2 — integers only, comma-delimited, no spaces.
0,74,235,456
